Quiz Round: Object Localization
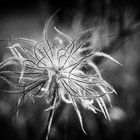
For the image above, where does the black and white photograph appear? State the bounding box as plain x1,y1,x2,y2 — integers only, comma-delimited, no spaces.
0,0,140,140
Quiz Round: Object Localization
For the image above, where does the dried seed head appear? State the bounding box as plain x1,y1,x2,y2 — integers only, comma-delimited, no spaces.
0,15,121,140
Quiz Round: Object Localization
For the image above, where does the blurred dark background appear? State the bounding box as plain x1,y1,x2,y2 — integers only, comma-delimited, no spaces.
0,0,140,140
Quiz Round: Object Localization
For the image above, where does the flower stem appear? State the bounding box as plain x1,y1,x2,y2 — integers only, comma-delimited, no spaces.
46,82,58,140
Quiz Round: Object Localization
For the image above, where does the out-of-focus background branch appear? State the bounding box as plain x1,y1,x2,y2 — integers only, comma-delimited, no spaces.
0,0,140,140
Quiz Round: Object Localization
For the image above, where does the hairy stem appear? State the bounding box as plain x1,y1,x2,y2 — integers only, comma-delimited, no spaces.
46,78,59,140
